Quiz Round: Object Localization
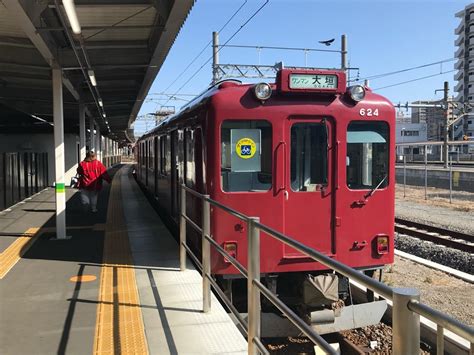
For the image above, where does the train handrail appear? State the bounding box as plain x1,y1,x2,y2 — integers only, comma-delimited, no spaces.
179,184,474,355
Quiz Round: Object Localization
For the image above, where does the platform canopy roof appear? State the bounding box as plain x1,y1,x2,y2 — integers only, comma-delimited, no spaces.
0,0,194,145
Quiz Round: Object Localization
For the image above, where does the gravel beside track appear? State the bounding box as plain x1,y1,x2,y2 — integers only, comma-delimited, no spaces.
382,255,474,326
395,198,474,236
395,233,473,273
395,185,474,235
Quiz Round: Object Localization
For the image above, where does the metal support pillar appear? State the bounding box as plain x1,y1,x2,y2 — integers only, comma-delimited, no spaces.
437,325,444,355
341,34,347,72
52,68,67,239
89,117,95,152
79,103,86,161
392,288,420,355
202,195,211,312
179,186,186,271
212,31,219,84
443,81,449,169
449,157,453,204
424,145,428,199
247,217,261,355
403,155,406,198
96,125,101,160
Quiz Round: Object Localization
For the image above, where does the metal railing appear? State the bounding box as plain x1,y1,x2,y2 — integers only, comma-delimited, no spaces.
179,184,474,355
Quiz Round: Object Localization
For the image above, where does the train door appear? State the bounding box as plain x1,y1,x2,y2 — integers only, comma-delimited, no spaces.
170,129,182,220
283,118,335,256
154,136,158,196
145,140,149,186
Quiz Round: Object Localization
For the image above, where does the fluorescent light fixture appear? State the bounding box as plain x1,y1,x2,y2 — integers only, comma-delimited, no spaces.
98,98,103,107
88,70,97,86
62,0,81,35
102,113,106,118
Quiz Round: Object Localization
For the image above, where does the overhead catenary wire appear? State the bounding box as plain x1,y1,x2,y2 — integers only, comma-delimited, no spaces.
161,0,270,109
159,0,248,96
374,69,455,91
351,58,456,83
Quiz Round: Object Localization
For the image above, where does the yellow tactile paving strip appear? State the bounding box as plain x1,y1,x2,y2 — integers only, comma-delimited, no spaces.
93,168,149,355
0,227,40,279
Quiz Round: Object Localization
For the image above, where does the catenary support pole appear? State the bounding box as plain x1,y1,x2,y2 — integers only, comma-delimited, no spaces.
79,103,86,161
341,34,347,72
212,31,219,84
52,68,67,239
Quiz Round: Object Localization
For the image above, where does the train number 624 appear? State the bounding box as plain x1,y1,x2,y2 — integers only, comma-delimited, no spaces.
359,108,379,117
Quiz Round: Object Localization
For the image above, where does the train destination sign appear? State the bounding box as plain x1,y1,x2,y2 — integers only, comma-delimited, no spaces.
289,73,338,90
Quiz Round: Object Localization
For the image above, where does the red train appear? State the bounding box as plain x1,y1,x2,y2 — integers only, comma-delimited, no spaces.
136,68,395,328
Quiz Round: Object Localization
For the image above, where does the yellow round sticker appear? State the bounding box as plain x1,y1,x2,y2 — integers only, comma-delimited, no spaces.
236,138,257,159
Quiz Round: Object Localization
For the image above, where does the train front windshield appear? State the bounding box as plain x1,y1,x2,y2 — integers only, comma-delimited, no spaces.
221,120,272,192
346,121,389,190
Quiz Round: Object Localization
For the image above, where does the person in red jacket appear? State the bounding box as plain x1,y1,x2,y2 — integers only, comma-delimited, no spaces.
77,151,111,213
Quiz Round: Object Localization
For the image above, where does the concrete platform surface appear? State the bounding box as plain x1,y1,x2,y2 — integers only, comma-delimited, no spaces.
121,166,247,355
0,164,247,355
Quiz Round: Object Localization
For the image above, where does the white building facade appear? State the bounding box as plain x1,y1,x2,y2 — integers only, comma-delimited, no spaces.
395,121,428,155
455,4,474,144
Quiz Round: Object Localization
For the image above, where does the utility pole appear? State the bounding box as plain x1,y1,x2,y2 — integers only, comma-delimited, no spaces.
212,31,219,84
443,81,449,168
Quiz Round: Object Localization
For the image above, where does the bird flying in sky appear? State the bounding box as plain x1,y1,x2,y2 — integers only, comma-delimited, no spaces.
319,38,335,46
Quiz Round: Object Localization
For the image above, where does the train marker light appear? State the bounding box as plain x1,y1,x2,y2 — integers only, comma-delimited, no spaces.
223,242,237,263
254,83,272,101
376,235,389,255
348,85,366,102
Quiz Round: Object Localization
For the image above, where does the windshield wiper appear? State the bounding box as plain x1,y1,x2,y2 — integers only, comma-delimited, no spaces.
364,174,388,199
353,174,388,207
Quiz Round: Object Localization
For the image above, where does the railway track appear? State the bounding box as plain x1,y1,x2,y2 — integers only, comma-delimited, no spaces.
395,218,474,253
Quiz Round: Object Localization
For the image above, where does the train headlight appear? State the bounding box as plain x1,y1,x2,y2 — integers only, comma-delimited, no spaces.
254,83,272,101
348,85,366,102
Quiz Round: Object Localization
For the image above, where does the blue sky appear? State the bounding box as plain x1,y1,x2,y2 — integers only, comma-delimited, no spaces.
134,0,470,135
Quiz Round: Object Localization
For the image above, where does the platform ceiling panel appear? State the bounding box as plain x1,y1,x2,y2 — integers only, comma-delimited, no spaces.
0,0,195,145
0,5,25,37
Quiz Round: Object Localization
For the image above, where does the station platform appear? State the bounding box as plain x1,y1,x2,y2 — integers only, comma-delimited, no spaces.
0,164,247,355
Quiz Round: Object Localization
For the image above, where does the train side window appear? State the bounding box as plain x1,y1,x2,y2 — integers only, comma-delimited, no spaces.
149,139,154,170
290,123,328,192
185,129,195,188
221,120,272,192
346,121,389,190
159,135,167,175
